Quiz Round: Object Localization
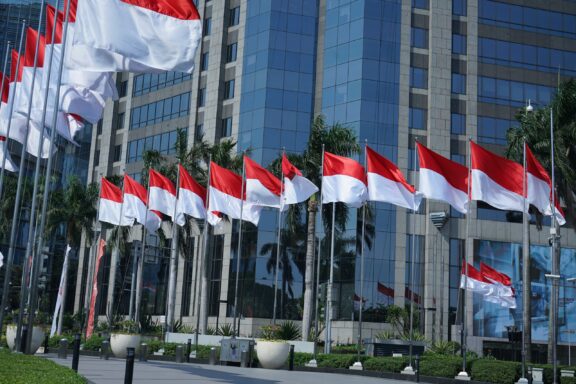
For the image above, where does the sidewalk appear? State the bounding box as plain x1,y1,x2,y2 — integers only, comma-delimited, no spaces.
46,354,413,384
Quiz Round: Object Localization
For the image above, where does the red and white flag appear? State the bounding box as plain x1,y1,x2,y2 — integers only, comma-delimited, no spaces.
480,263,516,309
366,146,422,210
86,239,106,339
208,162,262,226
417,143,469,213
322,151,367,207
69,0,202,73
245,156,282,208
0,136,17,172
175,164,206,225
282,153,318,205
149,169,177,219
459,263,495,296
471,141,525,213
98,177,133,226
526,145,566,226
123,174,162,233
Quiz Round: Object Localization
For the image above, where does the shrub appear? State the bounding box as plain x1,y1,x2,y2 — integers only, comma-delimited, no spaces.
217,323,235,336
48,334,75,348
82,336,104,351
293,352,314,367
561,377,576,384
0,349,86,383
144,339,163,354
470,359,520,384
317,354,363,369
276,321,301,341
419,355,464,378
331,345,358,354
428,340,460,356
363,356,408,372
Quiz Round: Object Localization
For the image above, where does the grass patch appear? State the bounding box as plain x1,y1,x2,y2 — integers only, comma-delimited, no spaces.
0,349,86,384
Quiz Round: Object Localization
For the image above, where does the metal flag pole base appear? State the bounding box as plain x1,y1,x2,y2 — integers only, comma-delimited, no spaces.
349,361,363,371
455,371,471,381
402,365,416,375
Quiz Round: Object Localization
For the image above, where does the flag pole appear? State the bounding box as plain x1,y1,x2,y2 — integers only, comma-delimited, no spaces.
0,40,11,183
457,138,473,379
134,175,151,325
167,167,181,333
325,145,336,355
196,155,212,338
232,154,246,337
272,148,285,324
0,21,26,337
26,0,72,353
126,175,138,321
549,107,559,384
520,140,529,382
355,141,367,367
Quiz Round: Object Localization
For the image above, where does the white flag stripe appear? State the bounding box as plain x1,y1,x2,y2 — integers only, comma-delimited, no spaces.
283,175,318,205
50,245,71,337
176,188,206,225
208,186,262,226
98,198,132,226
0,140,18,173
460,274,495,295
123,193,161,233
246,178,281,208
419,168,469,213
367,172,422,211
149,186,177,219
527,173,566,226
70,0,202,73
322,174,367,207
471,169,525,213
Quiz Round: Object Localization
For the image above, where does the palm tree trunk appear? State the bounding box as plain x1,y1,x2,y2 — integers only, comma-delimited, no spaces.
301,199,318,341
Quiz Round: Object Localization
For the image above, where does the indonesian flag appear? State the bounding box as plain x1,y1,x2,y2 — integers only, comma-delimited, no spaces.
459,263,495,296
86,238,106,339
526,145,566,226
471,141,525,213
322,151,367,207
208,162,262,226
366,146,422,210
123,174,162,233
175,164,206,225
98,177,133,226
282,153,318,205
245,156,282,208
417,143,469,213
0,136,17,172
480,263,516,309
69,0,202,73
149,169,177,219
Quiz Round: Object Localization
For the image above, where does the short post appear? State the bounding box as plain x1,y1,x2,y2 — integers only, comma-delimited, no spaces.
240,350,248,368
124,347,135,384
43,334,50,354
139,343,148,362
415,355,420,383
101,340,110,360
186,339,192,362
289,345,295,371
175,345,184,363
58,339,68,359
208,347,217,365
72,334,81,372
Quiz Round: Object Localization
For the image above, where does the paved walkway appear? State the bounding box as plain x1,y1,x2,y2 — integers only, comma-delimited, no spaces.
47,355,414,384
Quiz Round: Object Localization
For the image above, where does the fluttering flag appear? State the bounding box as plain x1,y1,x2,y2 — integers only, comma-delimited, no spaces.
480,263,516,309
87,239,105,339
417,142,469,213
123,174,162,233
471,141,525,213
460,263,495,296
69,0,202,73
207,162,262,226
366,146,422,210
0,136,17,173
175,164,206,225
149,169,177,219
50,245,71,337
244,156,282,208
98,177,133,226
526,145,566,225
322,151,367,207
281,153,318,205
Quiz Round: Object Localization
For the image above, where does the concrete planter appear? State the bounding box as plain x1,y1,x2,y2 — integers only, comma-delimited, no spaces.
110,333,141,358
255,341,290,369
6,325,45,353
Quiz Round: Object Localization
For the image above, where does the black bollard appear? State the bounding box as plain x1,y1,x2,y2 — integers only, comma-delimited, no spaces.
186,339,192,362
208,347,217,365
240,350,248,368
101,340,110,360
44,334,50,354
139,343,147,362
124,347,135,384
72,334,81,372
175,345,184,363
58,339,68,359
415,355,420,383
289,345,295,371
20,325,28,353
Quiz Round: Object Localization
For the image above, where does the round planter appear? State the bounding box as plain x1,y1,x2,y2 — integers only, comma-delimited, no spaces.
6,325,46,353
110,333,141,358
256,340,290,369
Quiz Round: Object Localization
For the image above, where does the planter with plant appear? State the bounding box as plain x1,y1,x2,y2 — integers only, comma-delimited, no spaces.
6,311,48,353
110,320,141,358
256,321,301,369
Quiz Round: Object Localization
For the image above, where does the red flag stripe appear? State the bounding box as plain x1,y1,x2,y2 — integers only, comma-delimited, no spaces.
323,151,366,183
124,174,148,204
480,262,512,287
417,142,468,193
178,164,206,201
100,177,123,203
24,28,45,68
366,146,415,193
282,153,302,179
471,141,524,196
244,156,282,196
149,169,176,195
209,162,243,200
121,0,201,20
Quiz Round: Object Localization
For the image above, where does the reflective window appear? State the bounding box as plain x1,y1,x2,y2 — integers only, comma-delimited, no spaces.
451,113,465,135
201,52,209,71
452,34,466,55
203,17,212,36
412,0,429,9
411,27,428,49
221,117,232,138
229,7,240,27
452,73,466,94
130,93,191,130
226,43,238,63
453,0,467,16
116,112,125,130
195,124,204,142
448,239,464,327
405,235,425,308
198,87,206,107
224,79,235,100
410,67,428,89
477,116,514,145
126,129,185,163
132,72,192,97
118,80,128,98
409,107,427,130
478,76,554,107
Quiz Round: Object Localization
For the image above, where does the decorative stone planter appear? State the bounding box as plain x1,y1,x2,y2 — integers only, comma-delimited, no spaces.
110,333,141,358
256,341,290,369
6,325,45,354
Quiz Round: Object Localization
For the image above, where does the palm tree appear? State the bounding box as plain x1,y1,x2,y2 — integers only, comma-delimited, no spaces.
506,79,576,364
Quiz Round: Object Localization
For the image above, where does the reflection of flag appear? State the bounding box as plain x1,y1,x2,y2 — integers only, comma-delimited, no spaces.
480,263,516,309
404,287,421,304
142,281,156,293
377,282,394,298
353,293,366,311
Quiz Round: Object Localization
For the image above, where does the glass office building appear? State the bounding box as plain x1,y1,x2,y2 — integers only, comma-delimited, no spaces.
72,0,576,362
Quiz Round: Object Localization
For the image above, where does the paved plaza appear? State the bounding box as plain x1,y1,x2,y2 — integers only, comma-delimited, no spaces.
47,355,416,384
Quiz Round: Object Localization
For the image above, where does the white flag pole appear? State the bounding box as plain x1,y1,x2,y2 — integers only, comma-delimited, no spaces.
197,155,212,338
51,244,71,336
166,168,181,333
134,175,151,324
232,155,246,337
272,148,285,324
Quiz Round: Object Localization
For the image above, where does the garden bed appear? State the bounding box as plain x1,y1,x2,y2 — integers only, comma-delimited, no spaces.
0,349,86,384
